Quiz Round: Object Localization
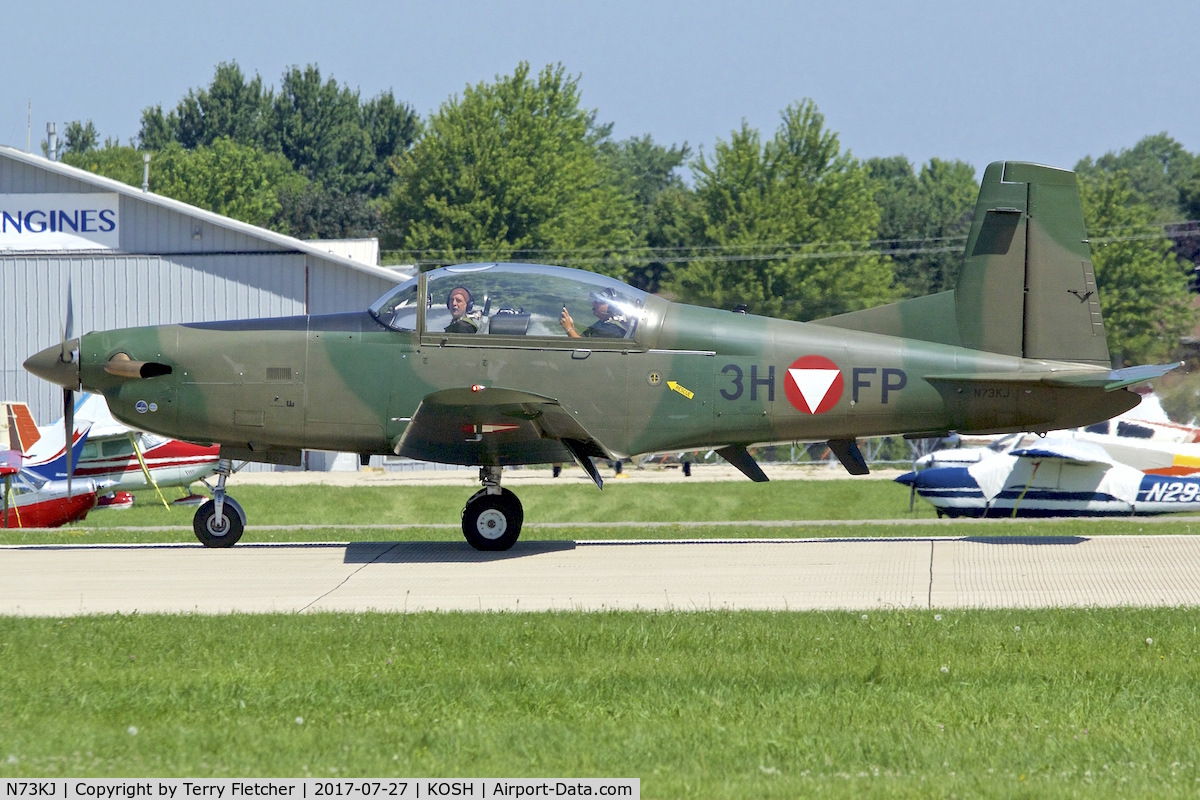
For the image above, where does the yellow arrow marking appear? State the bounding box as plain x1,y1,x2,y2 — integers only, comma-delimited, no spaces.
666,380,695,400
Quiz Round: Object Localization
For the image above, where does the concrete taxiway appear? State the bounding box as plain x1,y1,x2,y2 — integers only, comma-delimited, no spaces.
3,534,1200,615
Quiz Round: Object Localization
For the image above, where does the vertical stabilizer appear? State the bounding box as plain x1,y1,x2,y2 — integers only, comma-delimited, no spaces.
957,161,1109,366
1,402,42,451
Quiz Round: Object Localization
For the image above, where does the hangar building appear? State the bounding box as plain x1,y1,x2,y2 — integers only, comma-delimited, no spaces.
0,145,406,426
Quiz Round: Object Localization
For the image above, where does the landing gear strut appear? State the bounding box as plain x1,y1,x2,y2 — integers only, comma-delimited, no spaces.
193,458,246,547
462,466,523,551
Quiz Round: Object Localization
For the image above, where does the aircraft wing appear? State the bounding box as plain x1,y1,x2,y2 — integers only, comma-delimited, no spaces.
1009,436,1120,465
394,387,612,473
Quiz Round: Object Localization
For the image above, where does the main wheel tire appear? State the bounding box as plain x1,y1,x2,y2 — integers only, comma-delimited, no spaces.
193,497,246,548
462,488,523,551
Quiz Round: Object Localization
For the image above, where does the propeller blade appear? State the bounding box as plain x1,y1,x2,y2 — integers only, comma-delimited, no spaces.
61,277,75,363
64,388,74,498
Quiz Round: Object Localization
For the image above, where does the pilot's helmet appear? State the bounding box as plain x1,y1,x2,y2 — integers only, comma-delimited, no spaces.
588,287,630,318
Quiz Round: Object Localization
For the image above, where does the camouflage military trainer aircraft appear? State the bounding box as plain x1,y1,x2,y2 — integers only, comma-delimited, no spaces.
25,162,1177,549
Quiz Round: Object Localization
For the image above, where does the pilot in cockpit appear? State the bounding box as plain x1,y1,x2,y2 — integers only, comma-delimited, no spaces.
560,287,629,339
444,286,479,334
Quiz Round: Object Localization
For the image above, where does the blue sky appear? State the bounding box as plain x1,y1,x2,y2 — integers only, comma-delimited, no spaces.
2,0,1196,177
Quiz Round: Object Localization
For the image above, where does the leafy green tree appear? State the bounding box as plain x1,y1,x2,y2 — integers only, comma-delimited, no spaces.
361,90,422,197
868,156,977,297
665,100,894,319
139,62,274,151
271,65,373,194
151,138,305,228
274,183,381,239
601,135,696,291
138,61,418,204
387,62,638,273
62,140,145,185
1080,170,1195,364
62,120,98,155
1076,134,1195,220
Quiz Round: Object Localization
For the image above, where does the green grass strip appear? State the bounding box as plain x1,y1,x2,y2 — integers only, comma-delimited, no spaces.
5,481,1200,546
2,609,1199,798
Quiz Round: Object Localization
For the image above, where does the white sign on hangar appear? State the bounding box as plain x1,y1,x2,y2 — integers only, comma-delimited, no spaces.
0,192,120,250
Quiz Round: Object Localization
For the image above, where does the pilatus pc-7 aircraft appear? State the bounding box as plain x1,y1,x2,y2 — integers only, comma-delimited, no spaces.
25,162,1177,549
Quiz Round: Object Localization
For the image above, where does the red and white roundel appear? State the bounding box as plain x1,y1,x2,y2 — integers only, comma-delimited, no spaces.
784,355,844,414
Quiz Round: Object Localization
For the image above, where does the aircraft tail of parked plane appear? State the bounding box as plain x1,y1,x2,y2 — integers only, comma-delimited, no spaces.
1,402,41,452
2,400,91,482
819,161,1110,366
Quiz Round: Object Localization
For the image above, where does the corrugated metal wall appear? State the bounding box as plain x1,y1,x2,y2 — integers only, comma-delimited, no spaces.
307,255,398,314
118,194,288,255
3,253,306,421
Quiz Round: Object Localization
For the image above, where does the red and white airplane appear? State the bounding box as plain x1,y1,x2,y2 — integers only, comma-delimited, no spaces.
3,393,220,506
69,393,220,496
1,449,97,528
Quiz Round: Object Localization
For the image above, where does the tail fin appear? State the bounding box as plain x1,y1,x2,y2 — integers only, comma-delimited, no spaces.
1,402,42,451
818,161,1111,366
957,161,1108,365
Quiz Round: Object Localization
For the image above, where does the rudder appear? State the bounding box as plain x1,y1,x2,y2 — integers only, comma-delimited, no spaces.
957,161,1109,366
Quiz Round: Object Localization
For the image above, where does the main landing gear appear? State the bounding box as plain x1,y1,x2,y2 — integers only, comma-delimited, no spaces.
462,466,523,551
193,459,246,548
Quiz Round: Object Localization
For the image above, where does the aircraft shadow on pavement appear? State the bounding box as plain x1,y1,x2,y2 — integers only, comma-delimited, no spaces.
961,535,1087,546
343,540,577,564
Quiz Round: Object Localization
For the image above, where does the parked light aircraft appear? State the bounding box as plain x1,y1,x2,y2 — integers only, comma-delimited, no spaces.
916,412,1200,478
67,393,220,500
24,161,1178,548
1,401,90,482
3,395,219,504
896,437,1200,518
1,450,97,528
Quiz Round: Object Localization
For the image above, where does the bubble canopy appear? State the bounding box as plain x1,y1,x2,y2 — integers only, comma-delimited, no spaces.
368,262,648,339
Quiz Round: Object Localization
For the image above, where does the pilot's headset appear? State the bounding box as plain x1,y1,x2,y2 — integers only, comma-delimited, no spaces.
446,286,474,313
589,287,626,317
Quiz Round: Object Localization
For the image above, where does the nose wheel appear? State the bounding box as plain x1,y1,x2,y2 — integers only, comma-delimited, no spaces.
462,467,523,550
193,458,245,547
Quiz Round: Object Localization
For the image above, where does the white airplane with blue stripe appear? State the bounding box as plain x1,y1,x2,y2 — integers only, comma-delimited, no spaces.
896,437,1200,518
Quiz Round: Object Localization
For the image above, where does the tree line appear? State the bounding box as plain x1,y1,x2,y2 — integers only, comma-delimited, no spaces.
56,61,1198,366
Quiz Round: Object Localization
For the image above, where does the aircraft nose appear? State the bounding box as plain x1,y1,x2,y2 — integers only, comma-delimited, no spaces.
23,340,81,390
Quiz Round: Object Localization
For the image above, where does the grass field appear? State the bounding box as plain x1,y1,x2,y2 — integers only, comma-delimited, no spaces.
4,479,1200,797
4,479,1199,546
2,610,1199,798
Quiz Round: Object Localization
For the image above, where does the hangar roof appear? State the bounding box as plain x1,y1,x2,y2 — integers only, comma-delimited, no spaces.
0,144,408,284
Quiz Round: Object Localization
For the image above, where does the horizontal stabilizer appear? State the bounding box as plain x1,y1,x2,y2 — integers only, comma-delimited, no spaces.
926,362,1180,392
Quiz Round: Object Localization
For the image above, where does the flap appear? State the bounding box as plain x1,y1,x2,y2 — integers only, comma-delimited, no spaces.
394,387,611,467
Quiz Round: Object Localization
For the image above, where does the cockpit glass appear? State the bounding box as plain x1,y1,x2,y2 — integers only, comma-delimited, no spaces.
368,277,419,332
423,263,647,339
12,469,46,495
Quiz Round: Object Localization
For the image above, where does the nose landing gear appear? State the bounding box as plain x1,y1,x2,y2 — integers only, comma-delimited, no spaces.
462,466,523,551
193,458,245,547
